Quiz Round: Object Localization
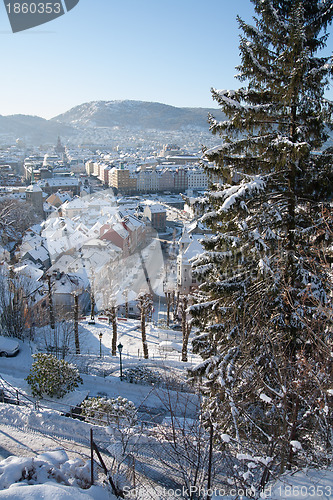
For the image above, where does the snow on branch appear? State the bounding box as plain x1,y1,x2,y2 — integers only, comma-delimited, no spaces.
272,135,310,152
242,40,274,77
210,176,265,211
212,89,242,110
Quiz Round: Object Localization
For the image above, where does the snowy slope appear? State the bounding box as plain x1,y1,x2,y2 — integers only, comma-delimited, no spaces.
52,100,222,131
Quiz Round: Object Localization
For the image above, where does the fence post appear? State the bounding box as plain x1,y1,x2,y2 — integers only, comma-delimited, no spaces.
206,421,214,500
92,441,124,497
90,428,94,486
132,454,136,489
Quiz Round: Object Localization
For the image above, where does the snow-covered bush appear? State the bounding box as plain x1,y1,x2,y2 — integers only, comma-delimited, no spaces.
123,365,193,393
122,366,162,386
0,450,92,491
81,396,136,426
26,353,82,398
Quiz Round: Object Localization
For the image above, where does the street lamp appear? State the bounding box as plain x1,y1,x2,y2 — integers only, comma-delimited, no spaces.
99,332,103,358
117,342,123,380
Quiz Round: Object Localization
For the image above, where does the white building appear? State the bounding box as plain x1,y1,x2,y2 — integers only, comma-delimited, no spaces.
137,166,159,192
186,168,208,190
177,228,203,294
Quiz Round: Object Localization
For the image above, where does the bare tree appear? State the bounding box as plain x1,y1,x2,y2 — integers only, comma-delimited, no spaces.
173,289,180,319
147,389,225,499
41,315,74,360
0,199,40,248
163,290,171,327
103,290,118,356
137,292,153,359
46,274,55,330
122,288,129,319
89,271,96,323
179,295,192,362
73,292,80,354
101,267,119,356
0,266,35,339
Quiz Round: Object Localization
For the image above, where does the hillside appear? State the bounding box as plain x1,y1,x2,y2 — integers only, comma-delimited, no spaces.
0,100,226,145
52,100,222,131
0,114,75,144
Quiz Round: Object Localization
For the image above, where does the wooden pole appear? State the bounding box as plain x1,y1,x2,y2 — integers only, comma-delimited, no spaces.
90,428,94,486
92,442,124,497
207,421,214,500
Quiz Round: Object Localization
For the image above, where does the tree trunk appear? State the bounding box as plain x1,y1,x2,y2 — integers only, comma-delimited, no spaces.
181,296,191,362
165,291,171,326
141,309,149,359
47,274,55,330
74,293,80,354
125,292,128,319
111,306,117,356
90,293,95,321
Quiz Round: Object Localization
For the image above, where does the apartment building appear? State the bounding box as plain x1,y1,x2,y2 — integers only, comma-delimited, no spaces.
108,167,137,194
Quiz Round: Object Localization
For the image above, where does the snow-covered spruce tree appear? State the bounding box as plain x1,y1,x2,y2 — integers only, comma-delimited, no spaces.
189,0,333,487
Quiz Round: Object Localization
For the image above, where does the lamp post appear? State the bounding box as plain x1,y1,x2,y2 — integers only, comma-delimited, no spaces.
117,342,123,380
99,332,103,358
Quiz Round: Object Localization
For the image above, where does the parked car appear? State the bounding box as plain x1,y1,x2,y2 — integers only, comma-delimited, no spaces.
0,336,20,357
170,323,182,331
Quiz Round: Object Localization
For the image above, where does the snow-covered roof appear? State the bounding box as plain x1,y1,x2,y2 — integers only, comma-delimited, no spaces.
183,239,204,260
22,246,49,263
14,263,44,282
62,197,87,209
146,203,166,214
26,184,43,193
124,215,143,231
20,233,43,248
112,223,129,239
27,224,42,235
81,238,109,249
39,178,80,187
179,227,191,244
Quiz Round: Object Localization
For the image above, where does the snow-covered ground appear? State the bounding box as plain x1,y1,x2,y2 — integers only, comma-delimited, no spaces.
0,319,332,499
0,318,200,497
34,317,197,365
0,318,200,420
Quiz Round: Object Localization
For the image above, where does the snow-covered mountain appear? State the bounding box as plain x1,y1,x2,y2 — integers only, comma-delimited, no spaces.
0,114,75,144
0,100,225,144
52,100,221,131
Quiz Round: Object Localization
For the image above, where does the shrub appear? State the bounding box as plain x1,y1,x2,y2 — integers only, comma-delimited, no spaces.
26,353,82,398
122,366,162,386
81,396,136,426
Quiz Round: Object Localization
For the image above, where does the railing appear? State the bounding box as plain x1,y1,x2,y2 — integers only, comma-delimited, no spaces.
0,375,203,497
0,375,191,432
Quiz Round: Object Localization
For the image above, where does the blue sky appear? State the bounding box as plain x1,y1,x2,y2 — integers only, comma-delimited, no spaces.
0,0,257,118
0,0,331,119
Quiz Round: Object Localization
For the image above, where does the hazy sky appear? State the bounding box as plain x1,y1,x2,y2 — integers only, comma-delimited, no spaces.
0,0,331,119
